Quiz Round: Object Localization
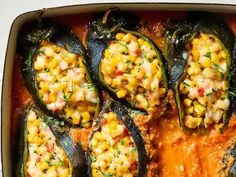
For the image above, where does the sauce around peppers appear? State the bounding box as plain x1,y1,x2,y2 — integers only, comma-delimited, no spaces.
11,11,236,177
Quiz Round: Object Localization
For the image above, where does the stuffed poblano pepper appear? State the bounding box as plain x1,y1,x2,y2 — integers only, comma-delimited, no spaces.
19,23,100,127
165,13,235,129
87,8,168,115
87,99,148,177
14,104,86,177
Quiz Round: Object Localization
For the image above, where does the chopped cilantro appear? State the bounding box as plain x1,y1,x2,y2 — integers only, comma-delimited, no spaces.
57,157,64,166
98,167,113,177
183,81,190,87
80,83,95,90
63,90,71,108
148,58,154,63
204,51,212,59
120,140,125,145
212,62,223,72
206,89,216,96
130,101,137,107
90,155,96,162
126,68,131,74
36,50,44,56
117,41,128,50
45,160,53,166
125,60,132,64
131,147,137,153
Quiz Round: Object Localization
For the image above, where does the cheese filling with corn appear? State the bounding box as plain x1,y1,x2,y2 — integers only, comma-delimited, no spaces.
89,112,138,177
26,110,72,177
34,40,99,127
179,33,230,128
100,32,166,113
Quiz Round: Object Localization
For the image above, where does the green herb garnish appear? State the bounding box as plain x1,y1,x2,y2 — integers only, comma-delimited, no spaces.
204,51,212,59
120,140,125,145
206,89,216,96
63,90,71,108
130,101,137,107
131,147,137,153
57,157,64,166
36,50,44,56
90,155,96,162
183,81,190,87
117,41,128,50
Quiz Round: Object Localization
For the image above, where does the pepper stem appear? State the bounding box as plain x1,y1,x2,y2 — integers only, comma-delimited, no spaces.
38,8,47,28
102,7,119,24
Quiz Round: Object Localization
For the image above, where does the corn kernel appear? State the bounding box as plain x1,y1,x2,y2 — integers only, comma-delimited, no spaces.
187,63,201,75
191,49,199,60
49,58,58,70
40,162,49,170
116,33,125,41
27,134,34,143
109,120,117,129
155,70,162,80
198,97,207,106
72,111,81,125
193,101,205,117
48,94,57,103
122,33,132,43
58,168,70,177
185,115,202,128
39,81,48,92
81,112,91,122
77,105,88,112
138,38,144,45
117,89,127,98
93,132,102,140
192,38,199,45
92,169,99,176
128,77,137,87
184,98,192,107
88,105,97,113
219,50,227,59
211,52,220,64
44,47,55,57
185,106,193,114
159,88,166,96
201,58,211,67
179,83,189,94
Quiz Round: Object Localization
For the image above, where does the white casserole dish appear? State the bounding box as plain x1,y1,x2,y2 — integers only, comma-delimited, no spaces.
2,3,236,177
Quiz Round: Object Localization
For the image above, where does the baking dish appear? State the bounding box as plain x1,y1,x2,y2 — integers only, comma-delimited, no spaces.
2,3,236,177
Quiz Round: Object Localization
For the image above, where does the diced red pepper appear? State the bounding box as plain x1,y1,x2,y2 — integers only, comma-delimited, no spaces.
101,118,108,126
198,88,205,97
46,144,54,153
135,49,142,56
113,70,123,76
